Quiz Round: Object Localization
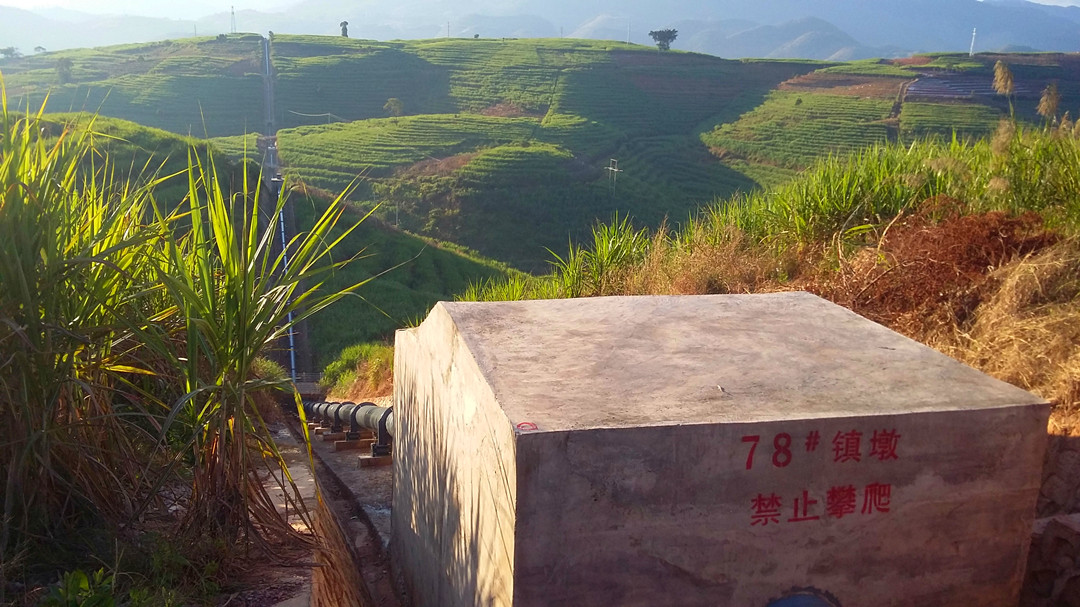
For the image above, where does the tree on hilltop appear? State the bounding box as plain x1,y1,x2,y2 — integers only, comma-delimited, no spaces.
0,47,21,60
33,46,46,54
649,29,678,51
340,21,349,37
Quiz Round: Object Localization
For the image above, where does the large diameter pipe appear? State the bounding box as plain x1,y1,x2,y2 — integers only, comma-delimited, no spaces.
348,404,395,438
301,400,395,456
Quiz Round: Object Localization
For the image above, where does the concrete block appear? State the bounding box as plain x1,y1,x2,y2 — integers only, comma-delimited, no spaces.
334,439,374,452
358,455,392,469
391,293,1050,607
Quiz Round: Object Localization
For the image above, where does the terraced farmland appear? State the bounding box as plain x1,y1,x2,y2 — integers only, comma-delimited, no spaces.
0,35,266,137
702,91,894,170
270,36,628,128
276,114,540,191
270,37,825,267
899,102,1003,140
16,34,1080,319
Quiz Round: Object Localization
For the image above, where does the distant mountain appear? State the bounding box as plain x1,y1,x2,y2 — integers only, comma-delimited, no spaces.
674,17,903,61
2,0,1080,58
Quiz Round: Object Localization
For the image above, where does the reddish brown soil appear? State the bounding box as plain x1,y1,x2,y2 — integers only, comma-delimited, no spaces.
479,102,543,118
890,56,932,67
809,204,1057,341
398,152,478,178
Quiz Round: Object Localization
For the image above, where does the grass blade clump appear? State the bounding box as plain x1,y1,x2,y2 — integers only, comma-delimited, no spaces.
0,86,368,596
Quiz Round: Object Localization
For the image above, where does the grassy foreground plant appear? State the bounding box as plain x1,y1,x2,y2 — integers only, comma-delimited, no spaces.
0,88,368,597
155,150,369,552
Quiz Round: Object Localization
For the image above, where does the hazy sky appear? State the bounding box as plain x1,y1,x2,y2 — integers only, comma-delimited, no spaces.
3,0,1080,19
0,0,299,18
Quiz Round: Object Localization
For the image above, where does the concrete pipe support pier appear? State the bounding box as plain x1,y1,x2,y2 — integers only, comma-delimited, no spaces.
391,292,1049,607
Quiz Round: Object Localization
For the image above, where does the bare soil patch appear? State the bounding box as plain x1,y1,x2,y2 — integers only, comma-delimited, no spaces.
890,56,933,67
479,102,543,118
398,152,478,178
779,73,910,98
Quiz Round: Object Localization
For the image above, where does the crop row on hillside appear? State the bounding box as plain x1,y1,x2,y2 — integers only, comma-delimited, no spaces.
899,102,1002,140
702,91,893,169
276,114,541,188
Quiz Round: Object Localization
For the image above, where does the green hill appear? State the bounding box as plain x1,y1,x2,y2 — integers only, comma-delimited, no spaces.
289,192,514,366
9,38,1080,363
1,34,266,137
271,36,821,268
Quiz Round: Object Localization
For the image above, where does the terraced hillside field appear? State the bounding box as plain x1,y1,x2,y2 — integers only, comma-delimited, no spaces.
700,53,1080,190
273,36,820,268
0,34,266,137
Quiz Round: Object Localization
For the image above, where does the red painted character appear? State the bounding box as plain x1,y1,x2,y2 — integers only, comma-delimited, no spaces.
869,429,901,461
832,430,862,463
825,485,857,519
861,483,892,514
751,493,783,526
788,489,820,522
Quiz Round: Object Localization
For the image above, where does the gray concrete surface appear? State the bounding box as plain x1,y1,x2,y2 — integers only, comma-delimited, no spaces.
391,293,1051,606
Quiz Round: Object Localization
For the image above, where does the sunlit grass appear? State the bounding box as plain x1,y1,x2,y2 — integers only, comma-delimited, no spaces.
0,88,366,594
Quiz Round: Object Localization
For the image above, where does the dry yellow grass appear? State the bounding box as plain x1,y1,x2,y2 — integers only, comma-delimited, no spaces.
937,242,1080,412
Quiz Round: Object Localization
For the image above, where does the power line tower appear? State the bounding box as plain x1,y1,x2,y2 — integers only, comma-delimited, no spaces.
605,158,623,198
231,6,237,34
969,27,977,57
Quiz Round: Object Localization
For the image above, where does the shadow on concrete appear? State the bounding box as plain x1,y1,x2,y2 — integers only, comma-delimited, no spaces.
392,367,505,607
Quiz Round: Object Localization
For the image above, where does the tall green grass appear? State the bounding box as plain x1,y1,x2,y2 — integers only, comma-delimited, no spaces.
0,91,365,593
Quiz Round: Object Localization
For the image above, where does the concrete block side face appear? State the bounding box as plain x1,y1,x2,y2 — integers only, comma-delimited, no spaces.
391,306,519,607
512,405,1050,607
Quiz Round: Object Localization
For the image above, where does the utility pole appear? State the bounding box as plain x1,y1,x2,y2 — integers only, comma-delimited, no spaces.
627,19,631,45
447,21,451,38
969,27,977,57
231,6,237,34
605,158,623,199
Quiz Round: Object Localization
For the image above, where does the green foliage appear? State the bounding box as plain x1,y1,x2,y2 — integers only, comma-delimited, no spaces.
274,38,816,268
648,29,678,52
207,133,260,161
0,93,361,597
384,97,404,117
320,342,394,395
40,569,116,607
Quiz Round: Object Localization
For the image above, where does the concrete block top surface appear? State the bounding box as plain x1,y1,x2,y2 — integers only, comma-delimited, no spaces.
430,292,1045,432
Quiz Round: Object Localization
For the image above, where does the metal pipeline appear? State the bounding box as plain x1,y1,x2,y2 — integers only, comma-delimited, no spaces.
303,400,394,457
